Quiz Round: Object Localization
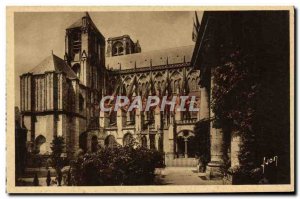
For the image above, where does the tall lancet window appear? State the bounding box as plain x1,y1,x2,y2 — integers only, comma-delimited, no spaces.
73,64,81,79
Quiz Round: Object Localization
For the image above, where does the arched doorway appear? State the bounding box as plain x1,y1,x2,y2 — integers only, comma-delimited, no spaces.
123,133,133,146
91,135,98,152
104,135,117,148
79,132,88,152
176,130,195,158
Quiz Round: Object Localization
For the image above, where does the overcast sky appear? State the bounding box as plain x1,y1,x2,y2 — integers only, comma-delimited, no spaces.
14,11,203,107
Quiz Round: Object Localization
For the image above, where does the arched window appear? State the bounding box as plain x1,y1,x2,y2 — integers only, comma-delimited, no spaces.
123,133,133,146
141,135,147,148
149,134,156,150
105,135,117,148
109,111,117,126
112,41,124,56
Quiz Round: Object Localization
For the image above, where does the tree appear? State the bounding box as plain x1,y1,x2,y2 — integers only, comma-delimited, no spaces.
193,121,210,171
50,136,66,176
211,48,259,183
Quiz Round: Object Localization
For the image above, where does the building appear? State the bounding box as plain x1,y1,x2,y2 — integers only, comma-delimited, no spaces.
191,11,290,182
20,12,203,167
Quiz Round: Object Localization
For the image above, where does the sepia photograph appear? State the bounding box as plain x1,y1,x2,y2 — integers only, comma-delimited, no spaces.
6,6,294,193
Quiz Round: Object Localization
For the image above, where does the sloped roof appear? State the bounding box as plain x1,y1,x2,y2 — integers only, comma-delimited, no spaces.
67,18,82,29
106,45,194,70
66,12,105,42
30,54,77,79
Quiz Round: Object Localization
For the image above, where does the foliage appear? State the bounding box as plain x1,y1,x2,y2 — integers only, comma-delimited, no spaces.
211,48,260,183
69,143,164,186
50,136,67,172
193,121,210,166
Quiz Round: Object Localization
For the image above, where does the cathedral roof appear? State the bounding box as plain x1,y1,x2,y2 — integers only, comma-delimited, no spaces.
30,54,77,79
68,18,82,29
106,45,194,70
66,12,105,42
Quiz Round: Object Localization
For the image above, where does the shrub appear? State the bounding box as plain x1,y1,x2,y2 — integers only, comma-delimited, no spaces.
70,145,164,185
50,136,67,172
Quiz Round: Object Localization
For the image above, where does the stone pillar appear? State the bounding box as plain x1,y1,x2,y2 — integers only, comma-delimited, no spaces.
116,108,125,135
73,117,80,154
174,110,181,122
206,66,225,178
99,110,109,128
123,38,127,55
230,131,241,169
135,109,143,131
184,138,188,158
165,123,175,161
199,86,210,120
146,134,150,149
155,133,159,150
154,106,161,130
106,40,112,57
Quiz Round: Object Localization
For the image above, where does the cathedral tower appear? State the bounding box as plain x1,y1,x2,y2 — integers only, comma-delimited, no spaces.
106,35,141,57
64,12,106,127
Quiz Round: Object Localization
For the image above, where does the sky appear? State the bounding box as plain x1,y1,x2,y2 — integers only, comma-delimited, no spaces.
14,11,203,107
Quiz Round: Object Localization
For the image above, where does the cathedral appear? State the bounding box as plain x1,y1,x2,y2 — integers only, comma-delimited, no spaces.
20,12,202,167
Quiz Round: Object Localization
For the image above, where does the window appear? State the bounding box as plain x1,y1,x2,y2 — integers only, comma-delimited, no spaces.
123,133,133,146
112,41,124,56
73,64,81,78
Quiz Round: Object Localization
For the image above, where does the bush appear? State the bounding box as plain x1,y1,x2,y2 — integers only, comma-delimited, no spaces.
50,136,68,172
70,145,164,186
193,121,210,167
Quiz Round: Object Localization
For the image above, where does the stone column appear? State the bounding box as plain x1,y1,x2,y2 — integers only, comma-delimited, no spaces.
165,123,175,160
206,66,225,178
155,133,159,150
231,131,241,169
184,138,188,158
135,109,143,131
123,38,127,55
199,86,210,120
154,106,161,130
174,109,181,121
99,110,109,128
117,108,125,135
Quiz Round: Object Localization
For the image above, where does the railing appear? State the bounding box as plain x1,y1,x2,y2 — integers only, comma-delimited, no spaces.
176,118,197,125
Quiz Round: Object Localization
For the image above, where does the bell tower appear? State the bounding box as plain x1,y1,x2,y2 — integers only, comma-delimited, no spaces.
64,12,106,128
106,35,141,57
64,12,106,89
